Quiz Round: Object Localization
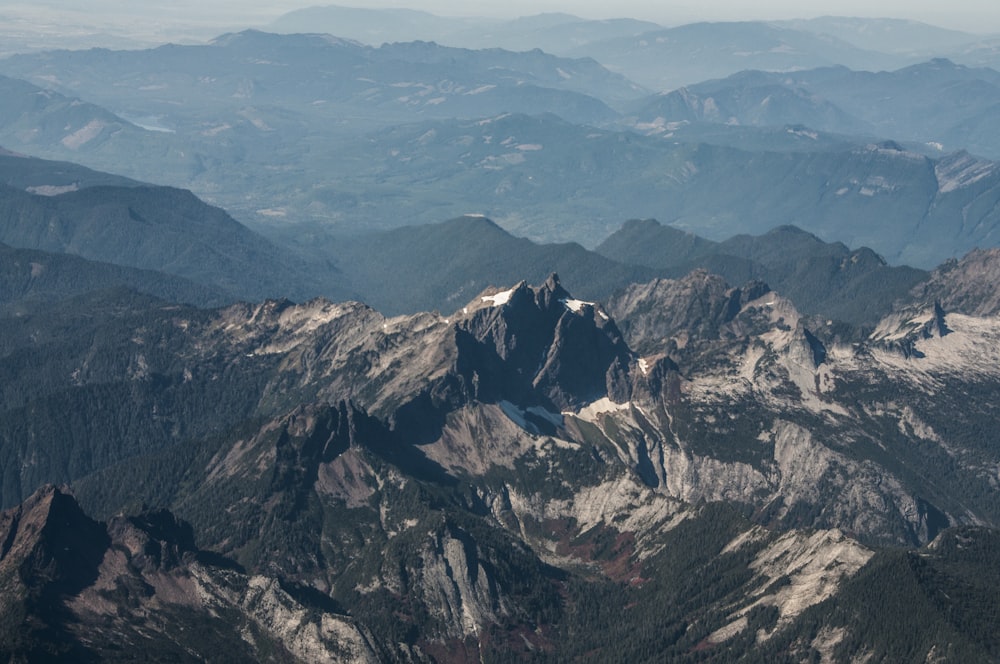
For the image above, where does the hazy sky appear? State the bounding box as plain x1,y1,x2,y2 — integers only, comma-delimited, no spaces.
4,0,1000,36
303,1,1000,32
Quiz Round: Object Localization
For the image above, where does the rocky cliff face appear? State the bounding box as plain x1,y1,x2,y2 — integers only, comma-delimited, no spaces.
600,269,1000,546
909,247,1000,316
606,270,771,355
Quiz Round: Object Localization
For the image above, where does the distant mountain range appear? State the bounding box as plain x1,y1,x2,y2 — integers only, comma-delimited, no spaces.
0,30,641,124
289,115,1000,268
631,58,1000,158
269,7,664,57
0,152,929,326
2,33,1000,268
563,21,909,92
265,8,1000,87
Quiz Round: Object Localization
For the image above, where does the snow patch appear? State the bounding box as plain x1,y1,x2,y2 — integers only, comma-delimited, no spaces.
26,183,79,196
566,397,631,422
481,287,515,307
561,298,595,314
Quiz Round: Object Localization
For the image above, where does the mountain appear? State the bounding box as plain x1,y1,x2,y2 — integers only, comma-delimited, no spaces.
566,21,907,92
0,179,350,303
439,14,664,55
771,526,1000,662
0,37,641,227
594,216,718,266
0,150,936,325
631,60,1000,158
605,270,772,353
6,40,1000,264
0,74,153,156
0,242,228,309
322,214,658,315
268,4,475,44
708,227,927,325
0,484,378,661
629,70,871,137
908,247,1000,316
288,114,1000,268
268,7,664,56
0,148,931,326
4,12,1000,659
797,59,1000,157
7,485,999,661
596,220,928,327
5,270,985,544
0,30,641,124
627,120,864,154
0,148,139,191
0,75,231,194
622,141,1000,268
265,111,1000,267
9,98,1000,271
0,268,997,659
946,36,1000,72
774,16,983,57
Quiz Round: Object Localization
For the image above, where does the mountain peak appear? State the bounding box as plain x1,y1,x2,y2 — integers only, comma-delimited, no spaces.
537,272,571,307
925,57,961,68
0,484,109,604
459,276,630,409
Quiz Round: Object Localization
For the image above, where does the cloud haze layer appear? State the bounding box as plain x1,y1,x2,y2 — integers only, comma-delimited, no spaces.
4,0,1000,36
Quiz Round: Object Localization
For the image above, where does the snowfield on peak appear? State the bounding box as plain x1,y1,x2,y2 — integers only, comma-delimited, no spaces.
565,397,632,422
481,287,516,307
